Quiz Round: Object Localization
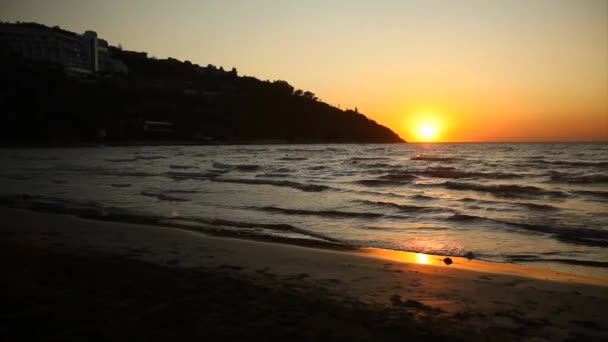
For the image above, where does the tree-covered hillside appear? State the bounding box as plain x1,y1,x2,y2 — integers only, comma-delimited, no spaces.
1,42,405,145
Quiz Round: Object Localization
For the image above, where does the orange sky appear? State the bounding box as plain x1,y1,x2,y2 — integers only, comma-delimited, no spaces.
4,0,607,141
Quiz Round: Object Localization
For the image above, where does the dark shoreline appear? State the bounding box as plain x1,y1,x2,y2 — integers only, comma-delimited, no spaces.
3,207,607,340
0,200,357,252
2,199,608,277
2,241,465,341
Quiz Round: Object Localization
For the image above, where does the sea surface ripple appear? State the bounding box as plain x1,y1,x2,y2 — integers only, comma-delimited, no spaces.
1,143,607,277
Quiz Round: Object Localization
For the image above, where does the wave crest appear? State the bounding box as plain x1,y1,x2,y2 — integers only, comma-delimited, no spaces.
443,181,570,198
212,178,330,192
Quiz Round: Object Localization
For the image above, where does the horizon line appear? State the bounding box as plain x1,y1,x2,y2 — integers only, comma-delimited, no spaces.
407,140,608,144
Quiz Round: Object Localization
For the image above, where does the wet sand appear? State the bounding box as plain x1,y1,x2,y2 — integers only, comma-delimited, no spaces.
2,208,607,340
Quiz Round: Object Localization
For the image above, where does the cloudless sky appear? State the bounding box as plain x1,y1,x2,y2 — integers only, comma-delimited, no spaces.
3,0,607,141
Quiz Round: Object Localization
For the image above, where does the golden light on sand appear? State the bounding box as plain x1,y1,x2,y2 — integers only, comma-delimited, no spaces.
416,253,429,264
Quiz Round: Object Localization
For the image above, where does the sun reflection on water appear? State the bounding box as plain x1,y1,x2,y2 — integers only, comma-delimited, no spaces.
416,253,429,264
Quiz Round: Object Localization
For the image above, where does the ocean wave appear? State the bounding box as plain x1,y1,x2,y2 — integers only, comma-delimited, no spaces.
106,155,167,163
536,159,608,167
350,157,392,161
211,178,330,192
235,164,262,172
100,170,158,177
457,197,477,202
358,225,448,232
411,154,462,162
110,183,131,188
413,169,522,180
409,194,434,200
446,214,480,221
105,157,137,162
0,191,347,242
455,197,558,211
513,202,560,211
278,157,308,161
506,255,608,268
275,148,325,152
356,199,446,213
151,188,202,194
169,164,198,170
175,216,341,243
378,172,418,181
212,162,232,169
574,190,608,201
255,173,291,178
137,155,167,160
210,162,261,172
140,191,191,202
227,148,269,153
354,179,406,187
548,171,608,184
443,181,570,198
0,194,111,218
446,213,608,247
0,194,342,245
266,167,289,172
252,206,384,219
352,162,398,169
52,165,157,178
363,147,387,152
167,171,220,179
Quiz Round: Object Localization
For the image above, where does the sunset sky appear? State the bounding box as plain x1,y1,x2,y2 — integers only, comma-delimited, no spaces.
3,0,607,142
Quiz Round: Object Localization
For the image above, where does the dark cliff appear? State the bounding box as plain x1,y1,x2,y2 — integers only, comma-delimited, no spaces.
0,33,405,145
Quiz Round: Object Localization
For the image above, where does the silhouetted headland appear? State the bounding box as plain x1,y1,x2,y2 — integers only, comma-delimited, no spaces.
0,22,405,146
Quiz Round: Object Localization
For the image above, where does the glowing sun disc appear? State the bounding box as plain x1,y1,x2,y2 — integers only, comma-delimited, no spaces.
417,123,439,141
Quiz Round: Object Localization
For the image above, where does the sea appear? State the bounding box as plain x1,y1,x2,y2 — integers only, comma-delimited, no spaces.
1,143,607,277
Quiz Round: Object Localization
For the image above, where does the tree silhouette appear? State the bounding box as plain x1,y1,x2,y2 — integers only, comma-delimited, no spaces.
303,91,317,101
0,32,405,145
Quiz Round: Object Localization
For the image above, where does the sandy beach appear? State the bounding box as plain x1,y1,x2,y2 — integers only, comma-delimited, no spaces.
3,207,607,341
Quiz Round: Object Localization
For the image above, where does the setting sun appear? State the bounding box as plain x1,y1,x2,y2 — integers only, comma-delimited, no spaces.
417,123,439,141
409,112,443,142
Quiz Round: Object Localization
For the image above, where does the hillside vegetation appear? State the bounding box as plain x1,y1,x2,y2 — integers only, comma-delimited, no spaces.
1,43,405,145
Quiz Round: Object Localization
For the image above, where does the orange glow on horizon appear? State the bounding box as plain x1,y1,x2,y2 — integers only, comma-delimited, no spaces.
404,109,446,142
416,122,439,141
4,1,605,142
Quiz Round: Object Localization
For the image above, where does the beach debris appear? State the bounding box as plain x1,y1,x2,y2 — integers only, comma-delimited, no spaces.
465,251,475,260
443,257,453,265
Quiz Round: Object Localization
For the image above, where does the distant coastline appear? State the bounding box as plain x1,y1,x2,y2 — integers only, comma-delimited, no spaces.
0,21,404,146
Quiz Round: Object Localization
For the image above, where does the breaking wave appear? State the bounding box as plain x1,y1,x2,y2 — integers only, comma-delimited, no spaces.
411,154,462,162
536,160,608,167
506,255,608,268
446,213,608,247
443,181,570,199
252,206,385,218
211,178,331,192
548,171,608,184
140,191,191,202
355,199,447,213
354,179,408,187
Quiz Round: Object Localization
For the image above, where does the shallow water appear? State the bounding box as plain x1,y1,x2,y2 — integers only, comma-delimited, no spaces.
1,143,607,277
